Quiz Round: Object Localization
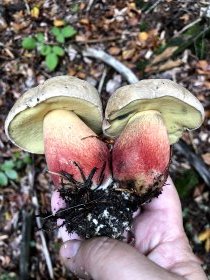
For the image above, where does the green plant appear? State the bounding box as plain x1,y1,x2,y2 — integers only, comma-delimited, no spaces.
21,25,77,71
175,169,199,199
0,160,18,186
0,153,31,187
0,273,17,280
51,26,77,43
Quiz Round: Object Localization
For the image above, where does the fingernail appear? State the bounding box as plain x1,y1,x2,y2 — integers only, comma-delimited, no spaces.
60,240,81,259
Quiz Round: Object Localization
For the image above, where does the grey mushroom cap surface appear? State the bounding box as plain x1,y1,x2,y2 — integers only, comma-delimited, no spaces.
5,75,103,154
104,79,204,144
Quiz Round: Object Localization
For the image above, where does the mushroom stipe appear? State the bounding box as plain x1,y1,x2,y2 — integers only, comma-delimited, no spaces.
37,162,163,239
5,76,204,241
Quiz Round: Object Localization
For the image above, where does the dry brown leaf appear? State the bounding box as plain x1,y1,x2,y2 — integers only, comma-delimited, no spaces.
198,229,210,242
80,2,86,10
4,212,11,221
80,18,90,25
75,35,87,42
150,46,178,65
128,2,136,9
0,17,7,31
196,60,210,75
203,82,210,89
122,49,136,60
180,14,190,23
4,48,14,59
197,60,209,71
205,238,210,253
11,21,29,32
108,46,121,56
31,6,39,18
146,59,183,73
77,72,86,79
53,19,65,27
138,32,149,42
198,229,210,253
68,69,76,76
202,153,210,165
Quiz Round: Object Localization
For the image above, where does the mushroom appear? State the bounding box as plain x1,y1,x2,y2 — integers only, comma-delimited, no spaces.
5,76,111,187
103,79,204,196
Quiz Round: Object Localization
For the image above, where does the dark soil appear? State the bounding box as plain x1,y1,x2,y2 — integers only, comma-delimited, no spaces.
43,166,162,240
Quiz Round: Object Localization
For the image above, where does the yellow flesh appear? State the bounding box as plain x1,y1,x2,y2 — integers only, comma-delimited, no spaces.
105,96,203,144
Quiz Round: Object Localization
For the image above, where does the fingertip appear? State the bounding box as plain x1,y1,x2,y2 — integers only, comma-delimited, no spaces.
51,190,81,242
60,240,82,262
51,190,66,214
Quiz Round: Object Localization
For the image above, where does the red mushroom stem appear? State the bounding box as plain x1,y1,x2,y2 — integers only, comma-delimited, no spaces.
112,110,170,195
43,110,111,187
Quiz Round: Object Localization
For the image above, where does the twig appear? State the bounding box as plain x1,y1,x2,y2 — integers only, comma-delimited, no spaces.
76,36,122,44
98,67,108,94
82,48,138,84
174,140,210,187
20,209,33,280
82,47,210,188
174,18,202,37
32,193,54,279
86,0,95,12
29,167,54,279
145,0,163,14
23,0,30,15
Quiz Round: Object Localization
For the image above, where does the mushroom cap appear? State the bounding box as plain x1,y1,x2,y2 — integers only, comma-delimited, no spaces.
104,79,204,144
5,76,102,154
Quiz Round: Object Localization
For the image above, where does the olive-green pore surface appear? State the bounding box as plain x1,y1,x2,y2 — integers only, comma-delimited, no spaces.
104,96,203,144
104,79,204,144
7,97,102,154
5,76,103,154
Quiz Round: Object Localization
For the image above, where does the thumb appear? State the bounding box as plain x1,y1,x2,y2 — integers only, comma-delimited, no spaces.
59,237,179,280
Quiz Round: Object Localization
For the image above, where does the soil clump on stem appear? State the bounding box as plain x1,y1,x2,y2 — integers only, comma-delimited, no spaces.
42,162,162,239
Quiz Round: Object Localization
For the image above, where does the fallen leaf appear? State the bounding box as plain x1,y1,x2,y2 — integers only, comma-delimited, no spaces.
31,6,39,18
11,21,29,32
146,59,183,73
128,2,136,9
180,14,190,23
77,72,86,79
202,153,210,165
53,19,65,27
80,2,86,10
68,69,76,76
108,46,121,56
80,18,90,25
203,81,210,89
0,17,7,31
198,229,210,241
205,238,210,253
4,212,11,221
198,229,210,253
150,46,178,65
138,32,149,42
197,60,209,71
122,49,136,60
75,35,87,42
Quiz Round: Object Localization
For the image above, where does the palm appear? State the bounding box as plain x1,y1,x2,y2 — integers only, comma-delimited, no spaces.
57,177,207,280
133,177,200,273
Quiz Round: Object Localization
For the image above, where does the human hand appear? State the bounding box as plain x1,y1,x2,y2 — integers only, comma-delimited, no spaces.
57,177,207,280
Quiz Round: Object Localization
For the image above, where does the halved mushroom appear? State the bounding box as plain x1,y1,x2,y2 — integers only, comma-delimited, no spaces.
5,76,111,187
104,79,204,196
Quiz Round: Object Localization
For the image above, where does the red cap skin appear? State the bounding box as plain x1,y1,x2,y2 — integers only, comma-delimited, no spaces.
112,111,170,195
44,110,111,187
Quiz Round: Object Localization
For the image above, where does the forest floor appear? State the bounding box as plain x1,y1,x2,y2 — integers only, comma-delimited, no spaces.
0,0,210,279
